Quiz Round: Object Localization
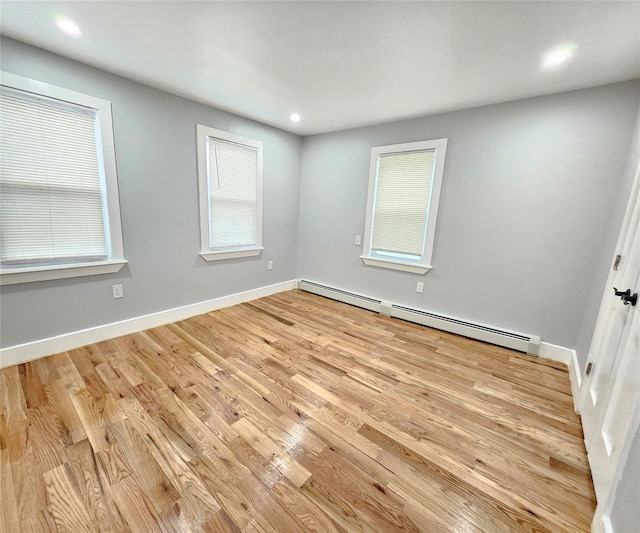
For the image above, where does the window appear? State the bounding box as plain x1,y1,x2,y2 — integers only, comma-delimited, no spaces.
0,72,126,285
197,125,263,261
361,138,448,274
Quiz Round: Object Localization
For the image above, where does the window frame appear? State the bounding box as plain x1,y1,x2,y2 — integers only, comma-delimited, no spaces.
196,124,263,261
0,71,126,286
360,138,448,274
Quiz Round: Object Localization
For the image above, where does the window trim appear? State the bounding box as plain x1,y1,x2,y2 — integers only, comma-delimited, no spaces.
0,71,126,286
360,138,448,275
196,124,263,262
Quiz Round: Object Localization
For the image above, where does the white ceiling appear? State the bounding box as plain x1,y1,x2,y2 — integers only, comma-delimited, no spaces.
1,1,639,135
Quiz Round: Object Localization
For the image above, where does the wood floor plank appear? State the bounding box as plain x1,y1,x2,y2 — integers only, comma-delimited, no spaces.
0,289,595,532
227,434,284,489
1,365,28,430
65,439,130,533
361,423,592,531
187,454,256,530
301,445,420,532
25,404,68,473
19,362,47,409
109,474,172,533
0,448,20,533
232,417,312,488
44,379,88,445
19,509,57,533
143,427,222,527
113,420,182,516
43,462,98,533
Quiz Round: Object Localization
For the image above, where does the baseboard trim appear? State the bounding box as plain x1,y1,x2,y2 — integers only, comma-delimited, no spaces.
0,279,297,368
539,342,582,413
568,349,582,414
538,342,572,364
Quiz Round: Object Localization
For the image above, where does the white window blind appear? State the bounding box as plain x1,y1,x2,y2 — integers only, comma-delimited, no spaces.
207,137,258,249
361,138,447,274
371,149,436,258
0,87,107,266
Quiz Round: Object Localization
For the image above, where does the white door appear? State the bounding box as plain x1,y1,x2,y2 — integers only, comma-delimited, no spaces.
579,162,640,522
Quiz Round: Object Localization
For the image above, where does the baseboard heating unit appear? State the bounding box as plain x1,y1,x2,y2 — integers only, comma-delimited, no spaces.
297,279,541,356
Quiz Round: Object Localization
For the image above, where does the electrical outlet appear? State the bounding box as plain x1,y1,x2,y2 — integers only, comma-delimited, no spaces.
416,282,424,294
112,284,123,299
355,235,362,245
268,260,273,270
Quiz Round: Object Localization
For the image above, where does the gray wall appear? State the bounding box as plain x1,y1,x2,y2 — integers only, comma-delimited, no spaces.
2,36,639,354
297,81,640,348
574,106,640,372
0,38,301,348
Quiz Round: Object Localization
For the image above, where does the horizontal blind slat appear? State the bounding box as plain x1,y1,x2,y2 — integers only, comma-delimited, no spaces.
371,150,436,257
0,87,107,264
207,138,257,249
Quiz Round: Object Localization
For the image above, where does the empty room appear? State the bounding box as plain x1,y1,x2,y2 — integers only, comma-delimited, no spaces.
1,1,639,532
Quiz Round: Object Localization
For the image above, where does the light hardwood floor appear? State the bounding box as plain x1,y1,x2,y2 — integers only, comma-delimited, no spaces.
0,290,595,532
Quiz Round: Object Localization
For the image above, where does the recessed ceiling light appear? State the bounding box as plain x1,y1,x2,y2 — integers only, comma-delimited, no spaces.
542,44,576,69
290,113,301,123
55,16,82,38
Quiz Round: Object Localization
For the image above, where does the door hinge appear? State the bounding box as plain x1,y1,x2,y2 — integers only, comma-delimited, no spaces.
586,362,593,376
613,254,622,271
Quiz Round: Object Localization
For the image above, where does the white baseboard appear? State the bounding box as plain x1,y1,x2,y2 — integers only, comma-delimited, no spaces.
568,349,582,413
0,279,297,368
538,341,572,364
539,342,582,413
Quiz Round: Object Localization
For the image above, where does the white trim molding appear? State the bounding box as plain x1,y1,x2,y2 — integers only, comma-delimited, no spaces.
196,124,263,262
538,342,572,364
568,349,582,413
360,255,431,274
200,247,263,262
0,71,126,285
361,137,448,274
1,260,127,286
0,279,297,368
539,342,582,413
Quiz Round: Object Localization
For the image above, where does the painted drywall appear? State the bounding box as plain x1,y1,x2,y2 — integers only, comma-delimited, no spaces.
2,36,639,356
574,105,640,373
0,38,301,349
297,81,640,348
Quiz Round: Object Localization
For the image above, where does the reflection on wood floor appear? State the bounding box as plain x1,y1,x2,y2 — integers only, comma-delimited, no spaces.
0,289,595,532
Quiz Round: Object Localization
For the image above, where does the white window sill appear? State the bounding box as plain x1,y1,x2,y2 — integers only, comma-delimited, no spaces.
200,247,263,262
360,255,431,274
0,259,128,286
